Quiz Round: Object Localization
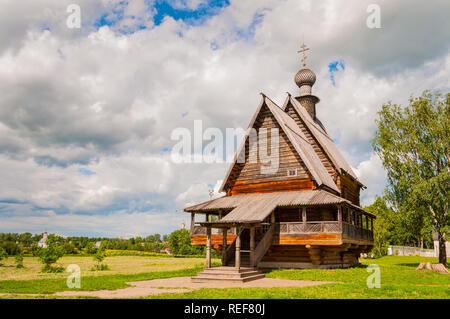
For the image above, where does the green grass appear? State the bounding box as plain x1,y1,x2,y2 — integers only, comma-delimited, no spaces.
147,256,450,299
0,267,203,294
0,255,448,298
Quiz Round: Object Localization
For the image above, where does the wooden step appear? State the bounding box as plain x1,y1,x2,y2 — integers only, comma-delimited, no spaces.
191,273,265,283
191,267,265,283
197,271,261,279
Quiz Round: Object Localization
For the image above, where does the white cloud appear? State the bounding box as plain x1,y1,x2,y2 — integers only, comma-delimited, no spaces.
0,0,448,235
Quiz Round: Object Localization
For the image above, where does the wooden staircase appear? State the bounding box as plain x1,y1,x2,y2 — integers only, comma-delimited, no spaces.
191,266,265,283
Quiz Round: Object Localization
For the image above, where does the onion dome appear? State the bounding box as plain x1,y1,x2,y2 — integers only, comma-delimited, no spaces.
294,68,316,88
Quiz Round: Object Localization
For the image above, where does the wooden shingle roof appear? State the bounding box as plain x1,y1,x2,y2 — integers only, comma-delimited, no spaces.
219,94,340,194
184,190,375,222
283,95,363,185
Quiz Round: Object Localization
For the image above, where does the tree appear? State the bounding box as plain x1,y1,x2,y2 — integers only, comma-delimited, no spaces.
15,252,24,268
92,248,109,271
37,245,65,272
372,90,449,266
169,229,203,255
0,247,8,265
365,197,394,257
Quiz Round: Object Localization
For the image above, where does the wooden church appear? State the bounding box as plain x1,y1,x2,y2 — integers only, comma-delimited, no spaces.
185,45,375,282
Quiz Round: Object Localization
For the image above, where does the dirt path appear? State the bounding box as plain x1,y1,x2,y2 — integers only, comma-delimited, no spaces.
54,276,336,298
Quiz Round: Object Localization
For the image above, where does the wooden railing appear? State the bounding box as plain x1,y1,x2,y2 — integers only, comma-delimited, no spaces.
277,221,342,234
342,222,374,241
191,226,236,236
277,221,373,241
254,223,275,266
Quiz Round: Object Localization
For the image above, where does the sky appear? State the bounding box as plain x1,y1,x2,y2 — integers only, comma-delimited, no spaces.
0,0,449,237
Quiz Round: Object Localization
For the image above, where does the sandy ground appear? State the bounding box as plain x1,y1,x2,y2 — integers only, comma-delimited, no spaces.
53,276,336,298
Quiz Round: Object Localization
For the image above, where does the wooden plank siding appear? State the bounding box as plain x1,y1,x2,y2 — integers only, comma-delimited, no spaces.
273,234,342,246
231,179,314,195
227,104,315,195
337,174,361,206
191,235,236,246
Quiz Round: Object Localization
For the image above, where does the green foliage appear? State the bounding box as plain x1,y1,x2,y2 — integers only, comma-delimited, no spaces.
365,197,393,257
93,249,106,263
0,247,8,264
91,248,109,271
169,229,204,255
0,241,21,255
91,263,109,271
85,242,98,255
37,245,64,271
372,90,449,265
41,265,65,273
14,252,24,268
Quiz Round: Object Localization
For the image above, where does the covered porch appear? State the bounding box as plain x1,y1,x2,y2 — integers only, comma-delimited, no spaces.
185,190,375,269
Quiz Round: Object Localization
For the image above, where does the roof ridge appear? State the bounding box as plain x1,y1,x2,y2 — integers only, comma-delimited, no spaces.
287,96,361,184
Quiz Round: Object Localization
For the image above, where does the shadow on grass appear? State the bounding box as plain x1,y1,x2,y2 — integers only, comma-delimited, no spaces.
396,263,420,268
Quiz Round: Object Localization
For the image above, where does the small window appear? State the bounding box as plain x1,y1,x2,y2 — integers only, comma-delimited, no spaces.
287,169,298,176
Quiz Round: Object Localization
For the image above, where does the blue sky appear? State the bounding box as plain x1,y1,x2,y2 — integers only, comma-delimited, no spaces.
94,0,230,32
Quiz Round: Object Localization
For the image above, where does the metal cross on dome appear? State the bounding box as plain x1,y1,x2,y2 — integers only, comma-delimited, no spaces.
297,42,310,67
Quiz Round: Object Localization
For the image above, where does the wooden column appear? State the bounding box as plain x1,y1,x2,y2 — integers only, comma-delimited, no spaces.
206,227,211,268
302,207,307,224
337,205,342,222
206,213,210,222
190,213,195,235
235,227,241,269
218,210,223,220
249,227,255,268
222,228,227,266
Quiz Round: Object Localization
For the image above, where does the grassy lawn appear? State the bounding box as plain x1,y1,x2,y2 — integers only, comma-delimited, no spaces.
149,256,449,299
0,255,448,298
0,256,219,295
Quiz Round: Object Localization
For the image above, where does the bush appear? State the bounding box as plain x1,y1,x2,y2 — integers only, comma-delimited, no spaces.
91,263,109,271
15,252,24,268
0,241,20,255
37,245,64,272
0,247,8,265
169,229,204,256
91,248,109,271
85,242,98,254
41,265,65,273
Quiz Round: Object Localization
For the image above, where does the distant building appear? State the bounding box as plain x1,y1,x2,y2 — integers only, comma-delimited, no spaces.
38,232,48,248
181,219,186,229
94,241,102,248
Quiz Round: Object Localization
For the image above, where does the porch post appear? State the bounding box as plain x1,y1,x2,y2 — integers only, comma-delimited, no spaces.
206,227,211,268
235,226,241,269
337,205,342,232
222,228,227,266
218,210,223,220
190,213,195,236
250,227,255,268
206,213,210,222
302,207,307,225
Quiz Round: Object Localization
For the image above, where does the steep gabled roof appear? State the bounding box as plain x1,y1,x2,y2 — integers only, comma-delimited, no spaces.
219,94,340,194
283,95,363,185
